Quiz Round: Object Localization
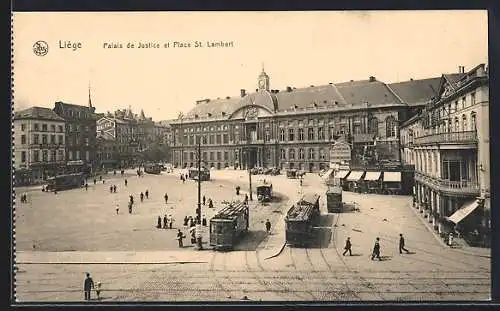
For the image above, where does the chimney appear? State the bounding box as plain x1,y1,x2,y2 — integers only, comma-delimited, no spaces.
240,89,246,97
369,76,376,82
458,66,465,73
410,78,414,81
286,86,292,92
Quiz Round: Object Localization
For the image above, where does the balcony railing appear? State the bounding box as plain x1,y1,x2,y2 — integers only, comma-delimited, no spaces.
414,172,479,195
413,131,477,146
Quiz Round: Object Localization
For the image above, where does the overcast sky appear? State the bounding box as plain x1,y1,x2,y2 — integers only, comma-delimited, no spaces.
13,11,488,121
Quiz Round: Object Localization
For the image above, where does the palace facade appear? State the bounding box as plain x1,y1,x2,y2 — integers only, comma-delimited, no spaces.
170,68,441,172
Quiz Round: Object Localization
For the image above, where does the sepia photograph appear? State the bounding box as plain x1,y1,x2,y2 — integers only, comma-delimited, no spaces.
12,11,490,302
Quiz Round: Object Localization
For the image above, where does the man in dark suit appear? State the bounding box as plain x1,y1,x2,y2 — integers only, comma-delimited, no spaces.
83,273,94,301
399,233,410,254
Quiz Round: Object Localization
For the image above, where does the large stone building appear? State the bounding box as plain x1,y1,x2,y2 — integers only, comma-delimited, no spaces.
13,107,66,184
400,64,489,245
96,108,171,168
169,68,440,172
53,101,99,174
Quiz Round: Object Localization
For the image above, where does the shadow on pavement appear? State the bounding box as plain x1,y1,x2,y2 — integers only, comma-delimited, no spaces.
233,230,268,251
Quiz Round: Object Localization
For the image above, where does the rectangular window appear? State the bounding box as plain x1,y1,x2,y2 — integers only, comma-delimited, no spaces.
58,135,63,144
265,130,271,142
299,149,304,160
42,134,47,144
224,151,228,161
21,135,26,144
318,127,324,140
34,123,40,131
21,151,26,163
471,93,476,106
280,149,286,160
51,124,56,132
58,150,63,161
58,125,63,132
202,152,207,161
216,135,221,144
42,150,48,162
279,129,285,141
210,152,214,161
223,134,229,144
50,135,56,144
298,128,304,141
202,135,207,144
209,135,215,144
85,151,90,161
217,152,221,161
42,124,48,131
76,150,80,160
288,129,294,141
308,128,314,140
21,124,26,131
33,150,39,162
462,97,466,109
84,137,89,146
308,148,315,160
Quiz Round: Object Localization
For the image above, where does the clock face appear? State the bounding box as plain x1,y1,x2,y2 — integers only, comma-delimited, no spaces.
259,79,265,88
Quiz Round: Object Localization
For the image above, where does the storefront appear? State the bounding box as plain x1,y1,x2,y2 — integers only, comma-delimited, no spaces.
345,171,365,192
363,171,382,194
382,171,402,195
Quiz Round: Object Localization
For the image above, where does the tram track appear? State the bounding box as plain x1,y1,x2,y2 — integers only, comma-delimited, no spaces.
304,247,343,300
288,247,319,300
208,250,231,298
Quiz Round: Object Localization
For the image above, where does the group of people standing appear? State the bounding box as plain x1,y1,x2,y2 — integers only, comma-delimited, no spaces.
342,234,412,260
157,214,174,229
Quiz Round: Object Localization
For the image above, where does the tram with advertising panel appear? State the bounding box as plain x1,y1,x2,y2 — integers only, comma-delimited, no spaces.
285,193,321,247
46,173,85,192
209,201,249,250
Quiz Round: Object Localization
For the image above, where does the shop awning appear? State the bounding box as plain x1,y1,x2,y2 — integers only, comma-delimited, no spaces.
383,172,401,182
322,169,334,181
346,171,364,181
334,170,350,179
447,200,480,224
364,171,381,181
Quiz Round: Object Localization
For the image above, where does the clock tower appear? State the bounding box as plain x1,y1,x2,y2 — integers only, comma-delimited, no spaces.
258,64,270,91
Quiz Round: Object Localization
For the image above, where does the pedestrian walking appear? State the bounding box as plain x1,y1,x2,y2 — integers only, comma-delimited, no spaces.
168,215,174,229
202,195,206,205
371,237,381,261
265,219,271,234
140,192,144,202
145,190,149,199
113,185,117,193
128,201,133,214
109,185,113,193
114,170,116,175
190,230,196,244
83,272,94,301
180,173,183,181
164,193,169,204
85,183,88,191
157,216,162,228
202,215,207,226
300,179,303,187
190,217,195,228
103,179,105,184
163,215,168,229
93,179,97,185
129,195,134,204
208,199,214,209
115,204,119,215
183,216,188,227
185,173,188,180
236,186,240,195
177,229,185,247
99,176,102,181
244,194,249,205
182,176,185,184
343,237,352,256
399,233,410,254
448,232,454,247
125,179,128,187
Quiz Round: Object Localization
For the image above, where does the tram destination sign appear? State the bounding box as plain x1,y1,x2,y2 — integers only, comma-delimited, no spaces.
329,142,352,164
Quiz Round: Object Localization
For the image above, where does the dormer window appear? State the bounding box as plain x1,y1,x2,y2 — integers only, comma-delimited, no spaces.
194,114,199,119
221,112,226,117
207,113,212,117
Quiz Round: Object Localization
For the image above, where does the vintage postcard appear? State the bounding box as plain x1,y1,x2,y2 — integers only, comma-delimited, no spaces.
12,11,490,302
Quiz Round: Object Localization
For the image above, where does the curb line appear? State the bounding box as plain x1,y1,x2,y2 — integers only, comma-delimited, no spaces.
263,242,287,260
408,200,490,259
16,261,209,265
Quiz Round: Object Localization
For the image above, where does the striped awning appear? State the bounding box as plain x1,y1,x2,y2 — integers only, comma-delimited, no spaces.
346,171,364,181
383,172,401,182
334,170,350,179
364,171,381,181
447,200,480,224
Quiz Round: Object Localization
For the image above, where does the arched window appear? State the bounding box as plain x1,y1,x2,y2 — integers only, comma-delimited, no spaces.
386,116,397,137
462,114,467,131
454,117,459,132
471,112,477,131
369,117,379,134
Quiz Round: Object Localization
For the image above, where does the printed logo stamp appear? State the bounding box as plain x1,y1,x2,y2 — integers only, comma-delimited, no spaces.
33,40,48,56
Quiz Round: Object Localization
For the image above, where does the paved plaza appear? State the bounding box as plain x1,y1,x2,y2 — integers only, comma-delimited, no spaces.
14,170,491,302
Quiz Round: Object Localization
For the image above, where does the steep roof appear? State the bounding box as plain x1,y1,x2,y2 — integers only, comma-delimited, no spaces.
14,106,65,121
336,79,403,108
388,77,441,107
186,96,241,119
275,84,346,111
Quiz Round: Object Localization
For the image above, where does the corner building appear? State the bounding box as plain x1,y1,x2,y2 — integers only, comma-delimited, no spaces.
170,69,439,172
400,64,489,245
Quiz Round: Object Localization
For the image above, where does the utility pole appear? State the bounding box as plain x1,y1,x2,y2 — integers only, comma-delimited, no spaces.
196,139,203,250
247,149,253,201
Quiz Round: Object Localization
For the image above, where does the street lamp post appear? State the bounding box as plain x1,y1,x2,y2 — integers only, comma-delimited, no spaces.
196,139,203,250
245,148,253,201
